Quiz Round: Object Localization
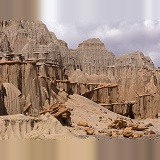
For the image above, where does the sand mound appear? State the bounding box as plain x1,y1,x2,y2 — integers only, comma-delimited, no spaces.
65,94,121,135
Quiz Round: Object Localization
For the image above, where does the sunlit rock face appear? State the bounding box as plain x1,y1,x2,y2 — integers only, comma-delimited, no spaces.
77,38,116,75
0,20,159,119
0,21,64,115
116,51,154,69
58,38,155,75
0,20,62,67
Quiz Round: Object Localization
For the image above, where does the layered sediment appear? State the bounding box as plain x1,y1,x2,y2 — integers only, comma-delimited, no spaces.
57,38,160,119
0,114,73,140
0,20,160,120
0,61,63,115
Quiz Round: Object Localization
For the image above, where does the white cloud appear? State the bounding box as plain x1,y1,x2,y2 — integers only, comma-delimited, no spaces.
41,0,160,21
44,21,70,36
41,0,58,20
41,0,160,67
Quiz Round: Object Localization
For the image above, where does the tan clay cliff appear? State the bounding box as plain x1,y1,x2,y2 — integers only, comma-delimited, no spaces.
0,20,160,121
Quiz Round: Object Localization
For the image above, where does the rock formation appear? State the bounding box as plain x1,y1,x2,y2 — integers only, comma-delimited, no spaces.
0,20,62,67
0,20,65,118
0,20,160,121
77,38,116,75
53,37,81,76
0,114,73,140
116,51,154,68
57,38,160,119
0,61,64,116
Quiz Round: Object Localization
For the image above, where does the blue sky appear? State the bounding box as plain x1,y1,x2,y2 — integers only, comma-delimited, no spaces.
41,0,160,66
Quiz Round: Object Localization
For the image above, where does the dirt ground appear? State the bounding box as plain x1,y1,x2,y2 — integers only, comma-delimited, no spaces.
65,94,160,139
0,94,160,140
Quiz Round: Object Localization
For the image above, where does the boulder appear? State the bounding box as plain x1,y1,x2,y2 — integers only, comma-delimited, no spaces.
108,118,127,129
123,127,133,138
85,128,94,135
133,133,143,138
77,121,89,127
144,130,156,135
149,130,156,135
132,125,148,131
112,130,121,138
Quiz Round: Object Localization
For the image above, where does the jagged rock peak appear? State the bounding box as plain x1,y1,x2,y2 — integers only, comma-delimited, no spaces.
0,20,63,67
50,31,68,49
55,39,68,48
117,51,155,68
78,38,105,50
0,20,54,53
128,51,145,57
50,32,58,41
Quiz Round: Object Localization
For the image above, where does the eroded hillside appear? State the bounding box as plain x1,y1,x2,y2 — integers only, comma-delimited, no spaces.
0,20,160,121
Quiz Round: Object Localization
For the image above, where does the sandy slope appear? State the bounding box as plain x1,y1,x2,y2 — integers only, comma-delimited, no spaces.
65,94,160,138
65,94,130,135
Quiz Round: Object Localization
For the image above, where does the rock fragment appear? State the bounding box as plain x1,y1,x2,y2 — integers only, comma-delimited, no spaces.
40,104,71,126
133,133,143,138
123,127,133,138
132,125,148,131
77,121,89,127
108,118,127,129
85,128,94,135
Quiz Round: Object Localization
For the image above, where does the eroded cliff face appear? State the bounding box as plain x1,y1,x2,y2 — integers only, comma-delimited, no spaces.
53,37,81,75
0,20,159,119
0,61,64,115
106,66,160,118
116,51,154,68
0,20,62,67
0,62,40,115
77,38,116,75
64,39,155,75
67,68,160,118
59,38,160,119
0,20,66,116
0,20,52,51
0,114,72,140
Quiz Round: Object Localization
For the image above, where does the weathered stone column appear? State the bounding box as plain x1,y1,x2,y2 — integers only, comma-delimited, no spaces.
0,79,6,115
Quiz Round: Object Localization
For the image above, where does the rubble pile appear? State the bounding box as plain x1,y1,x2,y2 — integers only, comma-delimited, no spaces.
40,103,71,126
106,117,156,138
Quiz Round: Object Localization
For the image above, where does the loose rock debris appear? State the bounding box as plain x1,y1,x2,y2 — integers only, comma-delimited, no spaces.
40,104,71,126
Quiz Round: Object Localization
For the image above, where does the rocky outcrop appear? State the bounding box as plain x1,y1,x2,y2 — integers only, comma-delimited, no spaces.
67,66,160,119
0,32,12,53
77,38,116,75
116,51,154,69
0,114,73,140
53,38,81,76
0,20,159,120
0,20,63,67
59,39,154,76
0,20,67,117
0,20,52,51
0,62,41,115
58,38,159,119
0,61,63,116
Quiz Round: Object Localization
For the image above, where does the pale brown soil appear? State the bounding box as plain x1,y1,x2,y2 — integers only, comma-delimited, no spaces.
65,94,160,139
